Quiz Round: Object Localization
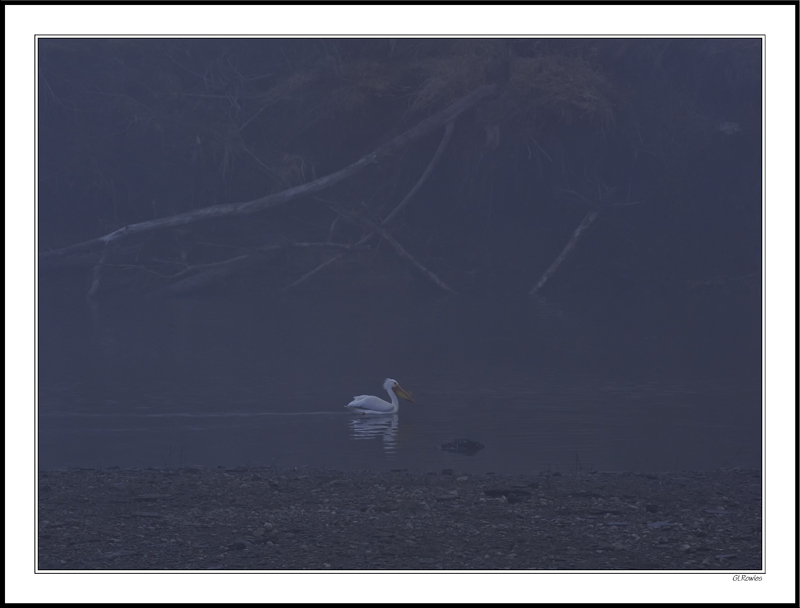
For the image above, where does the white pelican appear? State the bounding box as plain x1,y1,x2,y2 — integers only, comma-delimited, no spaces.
346,378,416,414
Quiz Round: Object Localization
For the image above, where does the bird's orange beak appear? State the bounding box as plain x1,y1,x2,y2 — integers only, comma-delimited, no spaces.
393,384,416,403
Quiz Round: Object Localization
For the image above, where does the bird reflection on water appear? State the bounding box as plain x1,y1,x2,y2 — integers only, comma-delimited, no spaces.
348,413,399,453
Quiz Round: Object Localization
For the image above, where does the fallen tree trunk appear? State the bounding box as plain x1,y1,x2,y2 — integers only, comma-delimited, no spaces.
40,85,496,264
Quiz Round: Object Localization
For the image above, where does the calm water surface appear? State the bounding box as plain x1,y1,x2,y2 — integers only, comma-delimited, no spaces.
37,291,762,474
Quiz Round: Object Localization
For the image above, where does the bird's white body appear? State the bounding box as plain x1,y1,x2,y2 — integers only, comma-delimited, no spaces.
346,378,416,415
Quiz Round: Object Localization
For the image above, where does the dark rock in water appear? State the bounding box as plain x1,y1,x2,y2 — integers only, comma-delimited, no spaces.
440,438,484,455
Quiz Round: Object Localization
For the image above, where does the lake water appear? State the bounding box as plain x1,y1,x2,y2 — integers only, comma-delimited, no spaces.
37,290,762,474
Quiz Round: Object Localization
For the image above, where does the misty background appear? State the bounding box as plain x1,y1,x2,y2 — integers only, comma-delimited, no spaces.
37,38,762,474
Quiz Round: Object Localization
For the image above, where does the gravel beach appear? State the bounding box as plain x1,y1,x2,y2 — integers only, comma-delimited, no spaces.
37,466,762,571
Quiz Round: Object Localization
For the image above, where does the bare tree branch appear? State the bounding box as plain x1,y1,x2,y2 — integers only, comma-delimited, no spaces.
327,202,456,294
282,120,457,293
153,242,369,297
529,210,599,296
383,120,455,226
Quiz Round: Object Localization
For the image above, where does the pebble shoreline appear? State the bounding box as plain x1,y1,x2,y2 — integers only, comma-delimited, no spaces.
38,466,762,571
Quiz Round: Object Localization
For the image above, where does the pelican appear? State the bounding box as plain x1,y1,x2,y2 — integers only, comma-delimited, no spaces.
346,378,416,414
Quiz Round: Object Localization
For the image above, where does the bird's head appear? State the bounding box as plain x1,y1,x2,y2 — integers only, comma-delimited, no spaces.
384,378,416,403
